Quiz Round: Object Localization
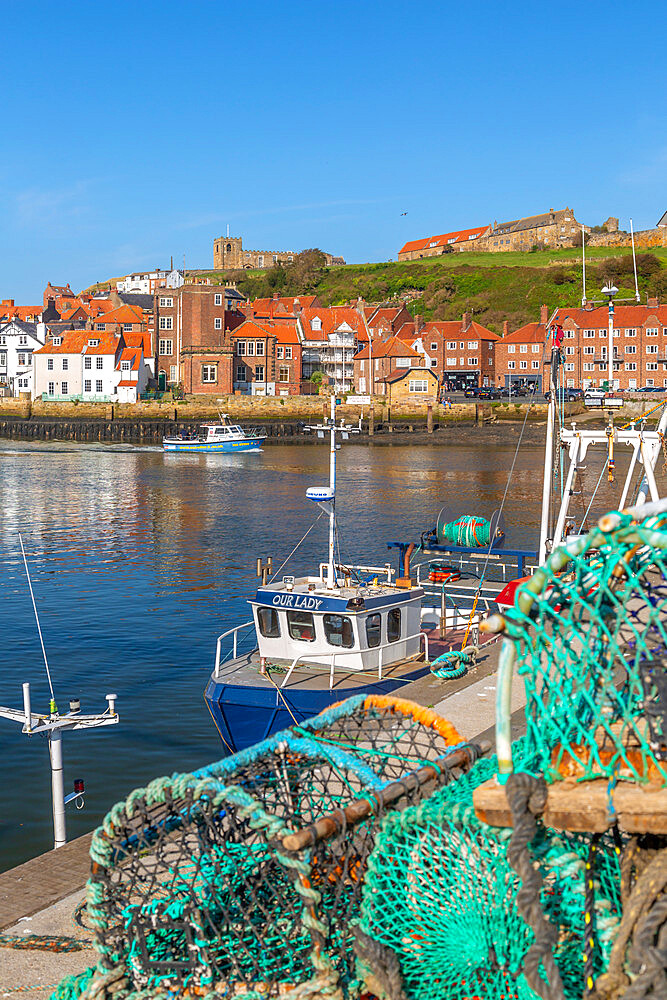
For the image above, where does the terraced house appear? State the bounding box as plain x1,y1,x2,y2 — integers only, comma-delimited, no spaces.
32,329,147,402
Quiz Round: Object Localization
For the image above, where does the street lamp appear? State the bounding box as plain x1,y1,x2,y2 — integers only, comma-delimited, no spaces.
601,283,619,390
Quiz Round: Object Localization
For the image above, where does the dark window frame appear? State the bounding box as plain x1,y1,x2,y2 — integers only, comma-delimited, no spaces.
257,607,280,638
366,613,381,648
287,610,316,642
323,613,354,649
387,608,401,642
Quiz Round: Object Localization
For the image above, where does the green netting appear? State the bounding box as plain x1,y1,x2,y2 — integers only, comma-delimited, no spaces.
497,508,667,784
63,695,473,1000
357,746,624,1000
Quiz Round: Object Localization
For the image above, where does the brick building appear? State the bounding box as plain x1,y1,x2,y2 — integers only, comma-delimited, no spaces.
299,306,369,391
352,336,423,395
495,306,551,391
398,313,499,389
153,285,245,393
213,236,343,270
230,319,302,396
398,226,491,261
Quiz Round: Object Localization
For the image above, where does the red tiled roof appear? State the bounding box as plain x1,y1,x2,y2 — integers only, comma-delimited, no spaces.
231,318,300,345
399,226,489,255
502,322,546,344
250,295,319,317
117,379,138,387
354,335,421,361
554,304,667,327
382,366,436,384
118,347,142,371
35,330,121,355
94,305,144,325
299,306,367,342
0,304,42,321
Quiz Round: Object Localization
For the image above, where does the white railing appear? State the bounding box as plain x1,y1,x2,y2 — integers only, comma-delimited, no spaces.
214,620,256,676
281,629,429,691
318,562,394,584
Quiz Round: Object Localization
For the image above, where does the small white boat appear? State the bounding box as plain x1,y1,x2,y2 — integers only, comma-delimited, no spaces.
163,414,265,453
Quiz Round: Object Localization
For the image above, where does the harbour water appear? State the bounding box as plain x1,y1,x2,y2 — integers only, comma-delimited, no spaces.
0,437,655,872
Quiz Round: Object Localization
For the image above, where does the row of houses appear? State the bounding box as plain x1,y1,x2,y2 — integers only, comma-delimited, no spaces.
3,283,667,403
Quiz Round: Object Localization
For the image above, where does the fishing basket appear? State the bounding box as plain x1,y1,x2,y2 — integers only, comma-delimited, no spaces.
75,695,479,1000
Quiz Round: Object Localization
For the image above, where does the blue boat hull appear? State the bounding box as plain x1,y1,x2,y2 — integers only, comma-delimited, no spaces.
163,438,265,453
204,662,432,753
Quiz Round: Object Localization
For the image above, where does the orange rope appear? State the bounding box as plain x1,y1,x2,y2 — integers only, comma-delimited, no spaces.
363,694,462,744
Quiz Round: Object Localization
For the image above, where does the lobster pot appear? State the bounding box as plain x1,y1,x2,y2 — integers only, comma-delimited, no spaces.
82,696,469,1000
500,509,667,786
356,747,624,1000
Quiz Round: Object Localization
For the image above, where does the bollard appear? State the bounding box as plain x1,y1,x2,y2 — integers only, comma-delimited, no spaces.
427,403,433,434
369,406,374,437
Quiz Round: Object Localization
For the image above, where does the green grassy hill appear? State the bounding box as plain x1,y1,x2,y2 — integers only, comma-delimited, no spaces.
86,246,667,335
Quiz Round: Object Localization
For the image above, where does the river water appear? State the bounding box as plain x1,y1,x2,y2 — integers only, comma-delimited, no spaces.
0,437,658,871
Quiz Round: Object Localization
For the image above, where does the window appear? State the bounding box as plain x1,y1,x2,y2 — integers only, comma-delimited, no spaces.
257,607,280,638
366,614,381,648
647,363,659,371
565,330,575,339
467,341,478,350
323,614,354,648
18,353,25,365
254,365,265,382
647,328,659,337
446,357,457,367
159,339,173,355
519,345,528,353
169,366,177,381
532,360,540,370
62,358,68,370
584,330,596,339
565,363,574,371
236,366,246,382
47,358,54,370
430,342,438,351
214,293,222,306
201,364,217,383
279,366,290,383
84,379,92,392
647,344,659,354
409,379,429,392
507,345,515,354
84,357,92,369
508,360,516,370
246,341,255,356
565,346,574,355
285,346,292,360
583,363,595,372
122,324,133,333
287,610,315,642
61,381,68,394
237,341,246,356
447,341,457,350
0,352,5,365
387,608,401,643
255,341,265,356
19,336,27,345
532,344,541,353
48,382,54,395
459,341,465,349
214,318,222,330
276,346,284,359
121,361,130,371
625,363,637,371
96,357,103,370
468,357,478,366
583,346,595,355
96,379,103,392
158,297,173,307
625,329,637,338
625,345,637,355
159,316,173,330
88,338,99,347
520,360,527,370
647,378,655,385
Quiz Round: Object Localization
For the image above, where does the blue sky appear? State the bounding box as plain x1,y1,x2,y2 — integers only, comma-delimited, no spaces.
2,0,666,302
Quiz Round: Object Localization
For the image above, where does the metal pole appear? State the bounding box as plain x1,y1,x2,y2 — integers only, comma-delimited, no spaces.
630,219,640,302
538,343,556,563
23,682,33,732
49,729,66,848
581,227,587,306
608,299,615,390
636,405,667,506
327,394,336,588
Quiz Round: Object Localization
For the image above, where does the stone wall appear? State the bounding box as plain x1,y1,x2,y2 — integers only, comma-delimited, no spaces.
587,228,667,249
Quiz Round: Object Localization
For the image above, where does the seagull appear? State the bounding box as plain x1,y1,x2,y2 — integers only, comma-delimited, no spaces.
400,212,408,216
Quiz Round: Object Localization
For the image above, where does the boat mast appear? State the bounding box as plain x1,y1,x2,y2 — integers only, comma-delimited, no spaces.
539,324,558,563
327,394,336,588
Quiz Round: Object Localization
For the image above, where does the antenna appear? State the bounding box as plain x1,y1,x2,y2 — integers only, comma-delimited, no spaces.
630,219,640,302
581,226,587,306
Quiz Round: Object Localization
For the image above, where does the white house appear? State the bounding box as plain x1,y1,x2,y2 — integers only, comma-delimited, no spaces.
0,319,46,396
116,269,184,294
32,329,146,402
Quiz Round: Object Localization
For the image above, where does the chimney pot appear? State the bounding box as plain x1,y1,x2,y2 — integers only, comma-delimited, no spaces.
461,311,471,332
503,320,509,336
540,304,548,325
648,297,659,308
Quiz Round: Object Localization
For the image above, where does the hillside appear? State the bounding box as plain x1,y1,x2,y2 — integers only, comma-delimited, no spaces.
87,246,667,335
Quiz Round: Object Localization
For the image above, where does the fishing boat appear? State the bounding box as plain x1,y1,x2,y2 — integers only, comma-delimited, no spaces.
205,337,667,753
163,414,265,453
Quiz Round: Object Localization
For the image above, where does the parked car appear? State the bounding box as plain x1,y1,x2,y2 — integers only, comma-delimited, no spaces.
463,386,480,398
477,388,502,400
545,388,584,403
584,388,607,404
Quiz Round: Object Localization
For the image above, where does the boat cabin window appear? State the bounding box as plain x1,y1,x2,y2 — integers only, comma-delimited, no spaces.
287,610,315,642
387,608,401,642
366,613,381,648
323,613,354,648
257,607,280,638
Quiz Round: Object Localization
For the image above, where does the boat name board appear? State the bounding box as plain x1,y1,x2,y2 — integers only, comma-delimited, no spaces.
269,593,324,611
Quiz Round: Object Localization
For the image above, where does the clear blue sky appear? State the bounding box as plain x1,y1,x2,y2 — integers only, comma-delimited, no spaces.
3,0,665,302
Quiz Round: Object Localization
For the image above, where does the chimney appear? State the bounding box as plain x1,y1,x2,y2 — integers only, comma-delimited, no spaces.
503,320,508,336
293,296,303,317
648,297,659,308
461,311,471,332
540,304,548,325
273,292,279,300
414,313,424,332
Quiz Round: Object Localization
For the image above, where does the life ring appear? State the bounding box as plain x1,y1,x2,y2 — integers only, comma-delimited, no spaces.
428,562,461,584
